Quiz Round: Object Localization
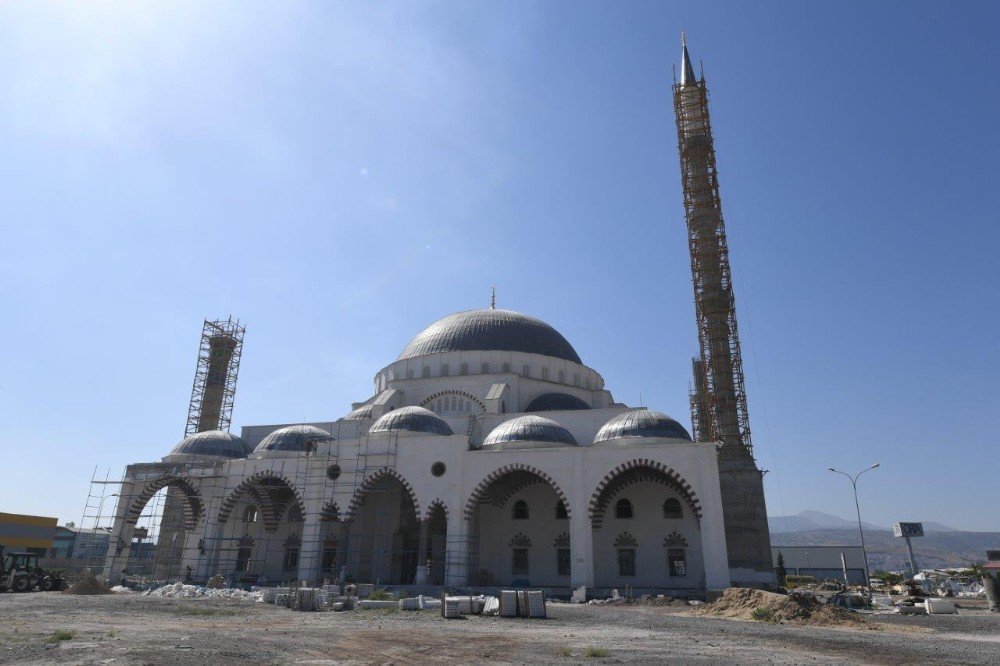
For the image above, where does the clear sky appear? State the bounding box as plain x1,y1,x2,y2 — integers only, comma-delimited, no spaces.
1,1,997,531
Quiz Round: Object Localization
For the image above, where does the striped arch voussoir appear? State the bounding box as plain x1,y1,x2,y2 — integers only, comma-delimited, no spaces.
217,471,305,533
125,475,204,530
420,390,486,412
588,458,702,528
424,499,449,522
463,463,571,521
320,502,341,522
344,468,420,520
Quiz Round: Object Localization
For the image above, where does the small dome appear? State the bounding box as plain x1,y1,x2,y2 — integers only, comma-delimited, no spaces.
398,309,582,364
369,406,453,436
344,404,374,420
169,430,250,459
593,409,692,444
254,425,336,454
525,392,591,412
482,415,578,449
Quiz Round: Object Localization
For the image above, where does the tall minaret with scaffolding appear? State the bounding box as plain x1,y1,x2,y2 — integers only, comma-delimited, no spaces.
673,35,774,582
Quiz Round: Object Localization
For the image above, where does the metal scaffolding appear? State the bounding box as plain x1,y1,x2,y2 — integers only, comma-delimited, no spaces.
184,317,245,437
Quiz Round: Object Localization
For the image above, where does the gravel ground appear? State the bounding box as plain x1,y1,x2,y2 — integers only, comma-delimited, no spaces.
0,592,998,664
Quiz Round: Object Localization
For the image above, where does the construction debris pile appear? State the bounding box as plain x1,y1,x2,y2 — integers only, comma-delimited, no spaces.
693,588,867,627
142,582,263,601
62,571,112,596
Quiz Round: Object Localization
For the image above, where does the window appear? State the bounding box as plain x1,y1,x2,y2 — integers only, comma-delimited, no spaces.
617,549,636,577
663,498,683,519
460,363,469,375
441,363,449,376
555,501,568,520
406,368,414,379
557,548,571,576
615,498,634,519
327,465,341,480
541,367,549,381
422,366,431,378
431,461,446,477
512,500,529,520
287,505,303,523
521,365,530,377
243,506,258,523
668,549,687,577
321,546,337,573
512,548,529,575
502,362,511,373
558,370,565,383
573,373,579,386
236,546,252,573
481,362,490,374
283,547,299,571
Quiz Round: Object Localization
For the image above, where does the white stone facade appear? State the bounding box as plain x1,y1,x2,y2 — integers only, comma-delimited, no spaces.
103,309,733,593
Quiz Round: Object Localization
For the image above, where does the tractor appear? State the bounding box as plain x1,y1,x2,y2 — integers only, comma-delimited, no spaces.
0,546,67,592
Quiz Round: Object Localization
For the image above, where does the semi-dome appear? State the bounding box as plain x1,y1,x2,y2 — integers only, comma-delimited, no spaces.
525,392,591,412
593,409,692,444
169,430,250,459
482,415,578,449
369,406,453,436
397,309,582,364
254,425,336,454
344,404,374,420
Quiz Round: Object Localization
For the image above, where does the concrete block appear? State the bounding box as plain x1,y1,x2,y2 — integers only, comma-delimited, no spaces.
358,599,397,609
356,583,374,598
925,598,957,614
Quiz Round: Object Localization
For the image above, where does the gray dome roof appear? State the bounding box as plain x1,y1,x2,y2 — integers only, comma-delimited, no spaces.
398,309,582,364
370,406,453,436
482,415,578,449
593,409,692,444
254,425,336,454
525,392,591,412
344,404,374,420
169,430,250,459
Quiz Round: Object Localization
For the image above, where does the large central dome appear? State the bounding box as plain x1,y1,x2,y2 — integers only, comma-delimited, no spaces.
398,309,582,364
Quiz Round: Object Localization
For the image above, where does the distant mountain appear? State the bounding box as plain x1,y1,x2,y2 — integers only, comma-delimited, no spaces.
768,510,884,533
768,510,959,534
770,528,1000,571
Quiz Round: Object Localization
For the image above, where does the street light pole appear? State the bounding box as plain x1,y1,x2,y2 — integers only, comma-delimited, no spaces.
828,463,880,598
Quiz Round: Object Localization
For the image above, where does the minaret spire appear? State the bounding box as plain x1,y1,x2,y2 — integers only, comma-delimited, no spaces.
490,285,496,310
680,32,697,87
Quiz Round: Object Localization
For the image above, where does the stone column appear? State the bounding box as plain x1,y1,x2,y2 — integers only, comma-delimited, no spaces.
569,507,594,588
444,512,468,587
296,512,324,586
414,519,430,584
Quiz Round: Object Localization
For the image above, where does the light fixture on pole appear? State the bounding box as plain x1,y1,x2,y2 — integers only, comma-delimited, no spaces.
828,463,880,598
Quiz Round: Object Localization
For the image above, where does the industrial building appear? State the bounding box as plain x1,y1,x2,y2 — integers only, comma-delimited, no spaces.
92,37,773,594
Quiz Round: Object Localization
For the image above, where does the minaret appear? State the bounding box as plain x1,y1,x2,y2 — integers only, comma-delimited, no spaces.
673,35,774,581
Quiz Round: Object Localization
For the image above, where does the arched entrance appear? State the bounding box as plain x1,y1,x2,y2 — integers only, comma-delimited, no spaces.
343,469,421,585
215,473,305,584
465,465,571,587
589,461,703,590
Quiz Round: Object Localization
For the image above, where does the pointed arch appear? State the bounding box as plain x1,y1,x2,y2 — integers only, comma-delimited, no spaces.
424,498,449,522
125,475,203,530
344,467,420,520
589,459,702,528
320,501,341,522
464,463,571,520
217,471,305,532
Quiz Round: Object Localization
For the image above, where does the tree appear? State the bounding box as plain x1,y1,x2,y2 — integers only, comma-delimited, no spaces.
774,551,787,587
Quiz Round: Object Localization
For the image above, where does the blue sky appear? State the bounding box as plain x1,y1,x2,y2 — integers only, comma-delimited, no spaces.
0,1,997,531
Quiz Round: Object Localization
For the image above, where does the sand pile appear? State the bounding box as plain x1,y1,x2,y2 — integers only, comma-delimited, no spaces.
694,588,866,627
62,571,112,595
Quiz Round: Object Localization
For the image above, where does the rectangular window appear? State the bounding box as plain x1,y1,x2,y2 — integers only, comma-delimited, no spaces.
617,548,636,577
422,366,431,377
558,370,565,383
441,364,449,376
283,547,300,571
481,362,490,374
321,547,337,573
522,365,530,377
502,362,511,373
512,548,529,575
557,548,571,576
541,367,549,380
668,549,687,577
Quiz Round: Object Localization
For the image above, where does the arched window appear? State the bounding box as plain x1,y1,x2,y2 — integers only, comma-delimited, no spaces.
243,506,258,523
422,365,431,378
541,367,549,381
502,362,511,373
512,500,529,520
615,498,634,519
460,363,469,376
663,498,683,519
406,368,414,379
441,363,449,376
555,501,568,520
522,364,530,377
481,362,490,374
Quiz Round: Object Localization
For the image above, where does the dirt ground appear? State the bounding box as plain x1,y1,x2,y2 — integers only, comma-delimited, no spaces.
1,592,999,665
